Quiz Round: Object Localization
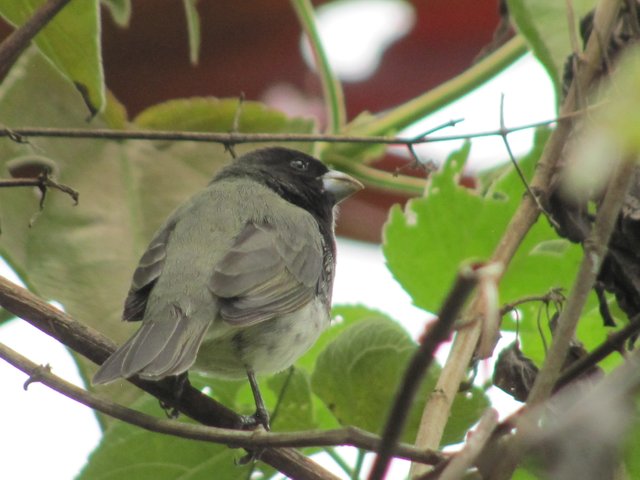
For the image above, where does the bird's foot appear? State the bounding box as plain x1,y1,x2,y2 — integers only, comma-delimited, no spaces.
158,372,190,419
235,407,270,431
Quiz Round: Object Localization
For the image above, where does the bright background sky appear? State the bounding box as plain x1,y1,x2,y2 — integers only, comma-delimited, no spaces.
0,1,556,478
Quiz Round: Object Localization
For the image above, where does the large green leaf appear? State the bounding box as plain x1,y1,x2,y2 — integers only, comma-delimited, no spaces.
0,51,316,408
311,315,488,446
266,368,315,432
507,0,597,100
78,396,257,480
0,0,104,114
384,132,581,314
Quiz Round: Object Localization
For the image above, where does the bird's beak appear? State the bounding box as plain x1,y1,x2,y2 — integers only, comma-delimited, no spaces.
322,169,364,204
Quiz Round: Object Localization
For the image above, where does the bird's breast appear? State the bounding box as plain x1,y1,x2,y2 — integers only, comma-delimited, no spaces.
193,298,330,378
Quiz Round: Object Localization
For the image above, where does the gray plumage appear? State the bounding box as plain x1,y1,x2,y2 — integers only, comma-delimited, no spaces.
93,148,362,386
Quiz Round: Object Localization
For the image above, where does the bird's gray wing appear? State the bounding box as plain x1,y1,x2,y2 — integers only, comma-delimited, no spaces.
122,220,176,322
209,217,324,326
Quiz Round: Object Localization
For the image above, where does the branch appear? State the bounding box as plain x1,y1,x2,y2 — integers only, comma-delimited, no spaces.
0,175,79,205
0,0,72,79
368,263,483,480
0,109,595,197
555,313,640,389
435,409,498,480
528,155,636,403
0,275,337,480
408,0,624,476
0,341,440,465
489,155,637,480
0,109,594,146
444,312,640,477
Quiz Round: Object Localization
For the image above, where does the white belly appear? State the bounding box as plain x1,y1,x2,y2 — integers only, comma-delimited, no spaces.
193,299,330,379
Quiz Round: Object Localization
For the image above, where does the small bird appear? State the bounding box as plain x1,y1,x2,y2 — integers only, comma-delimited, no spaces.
93,147,363,428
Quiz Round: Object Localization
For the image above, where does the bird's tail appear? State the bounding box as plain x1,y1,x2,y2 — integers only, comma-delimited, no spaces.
92,304,210,385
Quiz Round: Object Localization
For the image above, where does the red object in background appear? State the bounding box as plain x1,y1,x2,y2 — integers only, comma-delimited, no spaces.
1,1,501,242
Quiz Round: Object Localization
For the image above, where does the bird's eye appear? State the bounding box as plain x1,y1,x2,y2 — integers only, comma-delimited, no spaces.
290,159,308,171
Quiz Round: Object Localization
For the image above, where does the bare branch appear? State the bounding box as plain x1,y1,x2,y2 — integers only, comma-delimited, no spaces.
408,0,625,476
0,340,440,463
499,288,566,317
498,94,559,229
368,263,484,480
490,154,638,479
436,409,498,480
0,174,79,205
556,313,640,389
0,109,595,147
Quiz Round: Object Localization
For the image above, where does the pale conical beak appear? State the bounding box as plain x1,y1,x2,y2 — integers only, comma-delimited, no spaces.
322,169,364,204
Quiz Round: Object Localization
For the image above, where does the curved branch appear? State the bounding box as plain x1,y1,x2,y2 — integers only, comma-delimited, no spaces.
368,264,482,480
0,341,440,464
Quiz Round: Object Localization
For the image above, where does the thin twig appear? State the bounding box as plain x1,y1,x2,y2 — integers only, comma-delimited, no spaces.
528,154,636,403
0,108,596,147
0,341,440,463
498,94,559,229
0,175,79,204
436,409,499,480
367,264,482,480
556,313,640,389
452,314,640,476
0,0,72,79
408,0,624,476
478,351,640,480
499,288,566,316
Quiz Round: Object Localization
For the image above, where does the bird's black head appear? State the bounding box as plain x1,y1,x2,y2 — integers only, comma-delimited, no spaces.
215,147,362,223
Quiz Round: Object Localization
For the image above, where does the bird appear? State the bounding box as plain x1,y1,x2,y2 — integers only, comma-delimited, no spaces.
93,147,363,429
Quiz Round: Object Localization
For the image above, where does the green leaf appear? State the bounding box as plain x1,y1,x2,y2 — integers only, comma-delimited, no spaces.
183,0,201,65
311,316,488,446
0,51,316,411
507,0,597,99
384,132,581,314
101,0,131,27
0,0,105,115
384,142,505,313
78,396,257,480
267,368,316,431
296,304,396,373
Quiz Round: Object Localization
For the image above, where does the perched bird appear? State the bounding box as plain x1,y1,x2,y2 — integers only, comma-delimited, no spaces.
93,147,363,428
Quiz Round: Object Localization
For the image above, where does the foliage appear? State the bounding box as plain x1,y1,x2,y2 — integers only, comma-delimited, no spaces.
2,0,640,479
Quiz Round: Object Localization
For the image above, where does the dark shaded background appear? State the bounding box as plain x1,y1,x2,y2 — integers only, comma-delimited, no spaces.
2,0,503,241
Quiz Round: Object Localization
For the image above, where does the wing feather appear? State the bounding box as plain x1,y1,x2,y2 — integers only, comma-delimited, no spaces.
209,218,323,326
122,221,176,321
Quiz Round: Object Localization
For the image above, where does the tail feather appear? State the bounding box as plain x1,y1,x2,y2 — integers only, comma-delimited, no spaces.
92,304,210,384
